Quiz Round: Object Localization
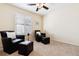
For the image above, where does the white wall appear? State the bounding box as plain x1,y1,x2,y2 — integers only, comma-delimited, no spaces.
44,3,79,46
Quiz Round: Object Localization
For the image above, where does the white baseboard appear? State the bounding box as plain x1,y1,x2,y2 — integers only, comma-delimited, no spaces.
54,38,79,46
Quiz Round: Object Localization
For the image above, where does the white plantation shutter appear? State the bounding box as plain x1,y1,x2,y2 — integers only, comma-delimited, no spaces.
15,14,24,24
24,16,32,35
15,13,32,35
15,25,25,35
24,25,32,35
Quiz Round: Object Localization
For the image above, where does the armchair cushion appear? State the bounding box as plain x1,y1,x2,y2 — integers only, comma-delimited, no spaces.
12,39,22,43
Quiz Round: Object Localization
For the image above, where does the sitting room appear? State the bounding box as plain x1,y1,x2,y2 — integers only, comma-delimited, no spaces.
0,3,79,56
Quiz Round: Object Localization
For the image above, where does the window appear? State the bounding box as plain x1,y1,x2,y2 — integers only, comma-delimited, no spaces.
15,13,32,35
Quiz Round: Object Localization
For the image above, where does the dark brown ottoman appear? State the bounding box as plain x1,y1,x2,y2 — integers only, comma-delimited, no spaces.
18,41,33,56
41,37,50,44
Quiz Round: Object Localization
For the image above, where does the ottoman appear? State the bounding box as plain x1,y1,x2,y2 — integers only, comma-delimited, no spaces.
41,37,50,44
18,41,33,56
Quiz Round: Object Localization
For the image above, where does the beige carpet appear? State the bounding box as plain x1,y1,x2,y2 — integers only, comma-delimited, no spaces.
0,40,79,56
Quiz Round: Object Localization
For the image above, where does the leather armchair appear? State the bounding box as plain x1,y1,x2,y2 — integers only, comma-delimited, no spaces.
35,30,50,44
0,31,24,54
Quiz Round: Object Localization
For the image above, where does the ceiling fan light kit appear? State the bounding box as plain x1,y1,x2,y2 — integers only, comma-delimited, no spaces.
36,3,44,8
28,3,49,12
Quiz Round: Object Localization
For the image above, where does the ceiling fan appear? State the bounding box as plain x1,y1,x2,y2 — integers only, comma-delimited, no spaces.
27,3,49,11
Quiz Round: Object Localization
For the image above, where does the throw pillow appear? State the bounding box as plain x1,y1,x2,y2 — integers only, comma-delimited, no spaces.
6,32,16,39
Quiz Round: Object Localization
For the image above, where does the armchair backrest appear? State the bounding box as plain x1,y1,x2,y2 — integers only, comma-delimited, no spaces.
35,30,41,37
16,35,25,40
0,32,12,49
35,30,40,34
1,32,7,38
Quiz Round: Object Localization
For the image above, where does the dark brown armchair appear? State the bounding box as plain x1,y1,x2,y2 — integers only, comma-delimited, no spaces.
0,31,24,54
35,30,50,44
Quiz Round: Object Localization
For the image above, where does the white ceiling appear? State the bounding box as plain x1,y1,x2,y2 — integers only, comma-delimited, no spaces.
10,3,54,16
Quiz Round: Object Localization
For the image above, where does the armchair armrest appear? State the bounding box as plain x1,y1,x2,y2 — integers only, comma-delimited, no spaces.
2,38,12,46
7,38,15,41
3,38,12,41
16,35,25,41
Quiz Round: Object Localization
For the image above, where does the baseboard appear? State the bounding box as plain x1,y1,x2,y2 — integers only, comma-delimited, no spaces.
54,39,79,46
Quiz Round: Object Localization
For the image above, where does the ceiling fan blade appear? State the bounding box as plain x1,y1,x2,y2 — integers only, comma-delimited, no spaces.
28,4,36,5
36,8,39,11
43,5,49,10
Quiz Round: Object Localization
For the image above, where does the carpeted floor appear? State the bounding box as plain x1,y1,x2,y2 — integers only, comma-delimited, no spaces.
0,40,79,56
